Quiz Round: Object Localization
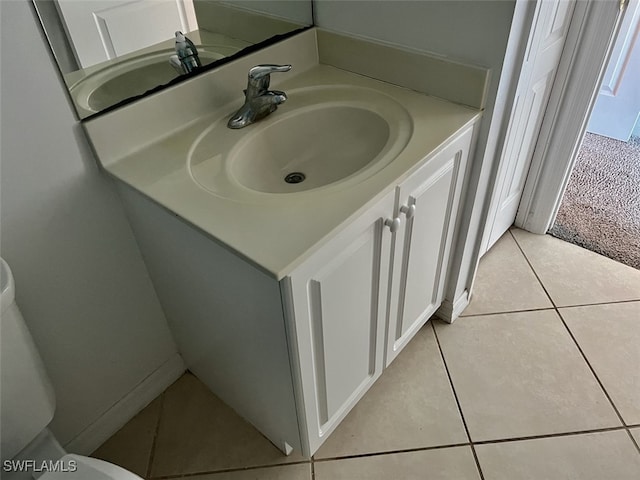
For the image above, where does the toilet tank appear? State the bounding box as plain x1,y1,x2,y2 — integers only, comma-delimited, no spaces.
1,258,56,461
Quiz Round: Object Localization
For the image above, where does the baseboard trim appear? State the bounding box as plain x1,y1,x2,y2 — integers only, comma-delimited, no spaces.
64,353,186,455
436,290,470,323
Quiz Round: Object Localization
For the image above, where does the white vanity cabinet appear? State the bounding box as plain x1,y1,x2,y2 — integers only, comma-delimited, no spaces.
282,126,474,454
385,126,472,366
112,125,474,458
83,23,487,462
284,190,395,455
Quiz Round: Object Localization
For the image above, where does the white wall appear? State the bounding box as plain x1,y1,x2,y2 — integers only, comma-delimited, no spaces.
315,0,514,68
0,0,180,449
218,0,313,23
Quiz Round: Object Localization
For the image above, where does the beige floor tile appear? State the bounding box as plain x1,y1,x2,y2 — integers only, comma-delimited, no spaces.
91,396,160,477
150,373,305,477
561,302,640,425
314,324,467,459
435,310,620,441
189,463,312,479
463,232,552,316
475,430,640,479
631,428,640,445
315,446,480,480
511,229,640,307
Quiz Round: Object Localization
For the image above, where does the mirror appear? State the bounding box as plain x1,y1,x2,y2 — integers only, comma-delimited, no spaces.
33,0,313,119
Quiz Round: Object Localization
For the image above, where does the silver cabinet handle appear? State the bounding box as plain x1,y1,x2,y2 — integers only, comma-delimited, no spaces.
384,217,401,233
400,204,416,219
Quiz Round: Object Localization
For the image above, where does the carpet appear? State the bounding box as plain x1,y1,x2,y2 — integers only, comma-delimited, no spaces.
549,133,640,270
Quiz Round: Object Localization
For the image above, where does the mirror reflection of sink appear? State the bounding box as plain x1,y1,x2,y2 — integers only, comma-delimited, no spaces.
188,86,413,199
69,46,238,115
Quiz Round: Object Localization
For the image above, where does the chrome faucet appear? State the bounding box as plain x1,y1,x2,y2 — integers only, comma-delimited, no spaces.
227,64,292,129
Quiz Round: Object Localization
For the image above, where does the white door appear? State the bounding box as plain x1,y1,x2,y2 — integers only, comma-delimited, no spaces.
286,191,394,455
483,0,576,253
587,0,640,141
56,0,197,68
385,128,472,366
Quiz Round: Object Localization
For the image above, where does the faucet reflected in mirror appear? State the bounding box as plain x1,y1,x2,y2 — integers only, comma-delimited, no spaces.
170,31,202,75
32,0,312,119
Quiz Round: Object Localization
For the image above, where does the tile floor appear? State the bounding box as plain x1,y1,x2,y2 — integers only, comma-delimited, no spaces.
92,229,640,479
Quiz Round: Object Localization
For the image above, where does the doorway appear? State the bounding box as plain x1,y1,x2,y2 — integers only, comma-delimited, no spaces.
549,1,640,269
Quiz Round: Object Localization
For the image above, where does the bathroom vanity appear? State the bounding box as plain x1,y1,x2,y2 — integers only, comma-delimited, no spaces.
84,28,487,456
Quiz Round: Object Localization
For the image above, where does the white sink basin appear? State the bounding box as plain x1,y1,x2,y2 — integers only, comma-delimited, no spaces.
188,85,413,199
70,46,238,115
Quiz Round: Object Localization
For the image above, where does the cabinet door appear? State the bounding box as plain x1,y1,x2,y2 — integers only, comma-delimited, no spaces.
386,128,472,366
284,190,395,455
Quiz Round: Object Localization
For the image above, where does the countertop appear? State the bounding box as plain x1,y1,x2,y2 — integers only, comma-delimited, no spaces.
99,65,480,279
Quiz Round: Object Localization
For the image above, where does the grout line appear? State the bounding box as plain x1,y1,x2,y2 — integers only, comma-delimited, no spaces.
508,230,558,310
312,441,470,463
459,298,640,319
508,230,640,308
311,457,315,479
472,425,634,446
459,306,556,318
430,322,486,480
148,461,313,479
148,423,640,479
555,309,629,427
554,298,640,309
626,429,640,455
146,391,165,480
509,231,634,443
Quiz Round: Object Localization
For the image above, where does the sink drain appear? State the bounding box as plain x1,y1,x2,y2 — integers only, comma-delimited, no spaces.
284,172,306,184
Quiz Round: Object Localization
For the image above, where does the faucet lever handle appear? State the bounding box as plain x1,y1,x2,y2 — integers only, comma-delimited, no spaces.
248,64,292,81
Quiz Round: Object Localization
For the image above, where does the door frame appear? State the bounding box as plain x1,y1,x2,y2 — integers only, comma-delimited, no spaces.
480,0,578,254
431,0,623,322
515,0,624,234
